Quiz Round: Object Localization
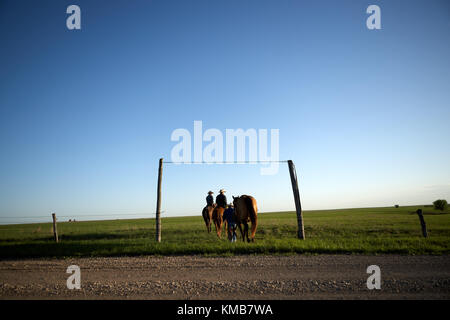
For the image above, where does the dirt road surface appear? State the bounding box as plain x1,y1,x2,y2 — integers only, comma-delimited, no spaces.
0,255,449,299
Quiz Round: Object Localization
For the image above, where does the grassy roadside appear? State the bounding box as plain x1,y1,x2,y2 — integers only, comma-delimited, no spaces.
0,205,449,258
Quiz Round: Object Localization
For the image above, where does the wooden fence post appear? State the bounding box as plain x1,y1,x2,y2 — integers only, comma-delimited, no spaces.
287,160,305,239
52,213,59,243
416,209,428,238
155,158,163,242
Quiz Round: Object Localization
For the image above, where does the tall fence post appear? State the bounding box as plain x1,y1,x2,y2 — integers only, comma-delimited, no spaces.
287,160,305,239
416,209,428,238
155,158,163,242
52,213,59,243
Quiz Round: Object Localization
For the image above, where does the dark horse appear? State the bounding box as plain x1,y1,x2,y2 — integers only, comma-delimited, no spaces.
232,195,258,242
202,205,215,233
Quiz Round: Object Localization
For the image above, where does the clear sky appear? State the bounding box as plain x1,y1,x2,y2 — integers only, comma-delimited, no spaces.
0,0,449,224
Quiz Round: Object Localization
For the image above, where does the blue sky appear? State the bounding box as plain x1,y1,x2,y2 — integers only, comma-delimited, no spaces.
0,0,449,224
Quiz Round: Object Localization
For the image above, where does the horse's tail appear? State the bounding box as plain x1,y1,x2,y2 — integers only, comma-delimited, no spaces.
202,207,207,221
207,206,214,220
244,196,258,240
213,207,224,238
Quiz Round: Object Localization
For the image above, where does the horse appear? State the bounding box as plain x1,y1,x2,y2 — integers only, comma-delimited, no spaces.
202,205,215,233
212,206,226,238
232,195,258,242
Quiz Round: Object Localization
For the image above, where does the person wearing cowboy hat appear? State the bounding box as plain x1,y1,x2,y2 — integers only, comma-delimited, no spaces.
206,191,214,207
223,203,237,242
216,189,227,209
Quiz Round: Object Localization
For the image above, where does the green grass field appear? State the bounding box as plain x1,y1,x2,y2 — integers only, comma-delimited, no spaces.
0,205,449,258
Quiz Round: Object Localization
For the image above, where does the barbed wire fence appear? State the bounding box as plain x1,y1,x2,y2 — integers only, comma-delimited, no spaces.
1,159,305,242
0,211,167,241
156,158,304,242
0,211,165,233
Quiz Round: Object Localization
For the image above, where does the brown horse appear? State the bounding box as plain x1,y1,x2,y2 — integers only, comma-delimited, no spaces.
232,195,258,242
212,206,225,238
202,205,214,233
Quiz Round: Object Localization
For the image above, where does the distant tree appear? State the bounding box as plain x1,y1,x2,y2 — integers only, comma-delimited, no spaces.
433,199,448,211
394,205,399,208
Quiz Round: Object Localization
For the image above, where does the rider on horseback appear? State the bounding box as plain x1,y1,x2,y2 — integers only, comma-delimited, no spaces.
202,191,215,233
216,189,227,208
206,191,214,207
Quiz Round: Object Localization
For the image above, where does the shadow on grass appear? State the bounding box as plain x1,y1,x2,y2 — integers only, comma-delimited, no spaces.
59,233,138,241
0,240,419,259
1,232,153,243
409,211,450,215
0,242,130,259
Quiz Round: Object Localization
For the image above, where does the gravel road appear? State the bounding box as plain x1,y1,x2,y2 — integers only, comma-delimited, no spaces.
0,255,449,299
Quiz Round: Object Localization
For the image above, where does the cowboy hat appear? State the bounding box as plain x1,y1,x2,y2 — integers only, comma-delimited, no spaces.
207,191,214,194
219,189,226,193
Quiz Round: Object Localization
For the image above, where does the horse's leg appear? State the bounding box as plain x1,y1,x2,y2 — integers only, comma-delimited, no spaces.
243,222,249,242
217,209,225,239
202,212,208,231
208,207,213,233
249,215,257,242
237,222,245,242
206,217,211,233
214,215,221,238
217,219,222,238
215,219,220,238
